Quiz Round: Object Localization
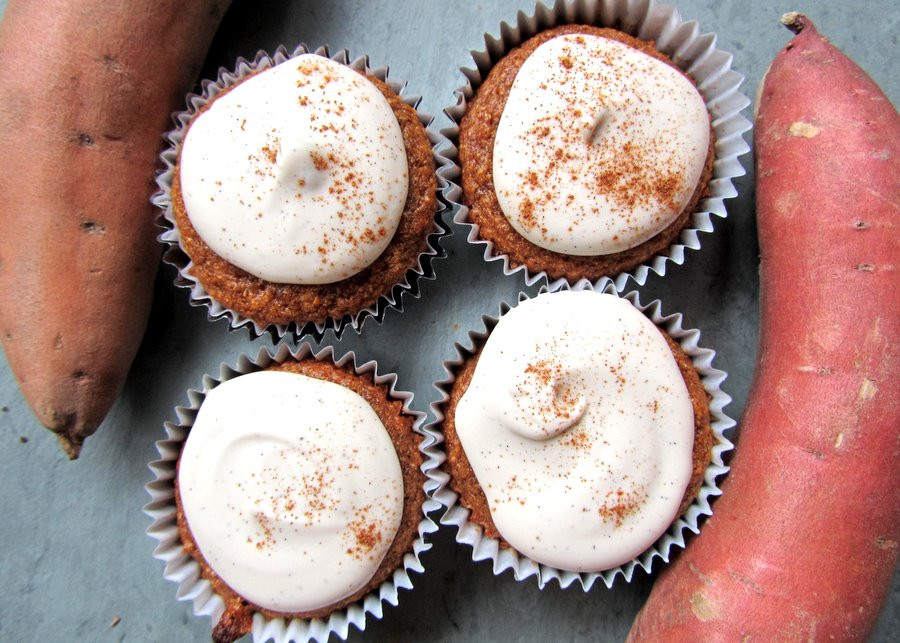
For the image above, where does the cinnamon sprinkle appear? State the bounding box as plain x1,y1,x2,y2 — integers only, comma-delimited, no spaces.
598,484,646,528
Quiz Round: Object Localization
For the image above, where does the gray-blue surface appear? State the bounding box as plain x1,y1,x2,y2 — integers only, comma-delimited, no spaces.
0,1,897,641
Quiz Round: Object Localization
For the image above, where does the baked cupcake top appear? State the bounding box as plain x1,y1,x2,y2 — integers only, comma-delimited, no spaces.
453,290,695,571
493,33,710,256
179,54,409,285
177,369,404,613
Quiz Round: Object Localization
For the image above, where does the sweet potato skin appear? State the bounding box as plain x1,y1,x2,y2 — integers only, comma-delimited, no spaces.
0,0,230,458
629,14,899,642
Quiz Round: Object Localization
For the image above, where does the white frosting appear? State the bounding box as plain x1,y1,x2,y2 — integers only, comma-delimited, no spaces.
492,34,710,255
454,291,695,572
178,369,404,613
179,54,409,284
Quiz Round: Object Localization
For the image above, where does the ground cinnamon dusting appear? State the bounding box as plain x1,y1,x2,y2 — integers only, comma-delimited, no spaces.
261,143,278,164
598,484,646,527
253,512,275,550
518,197,537,229
346,508,384,560
595,144,683,213
560,426,593,449
310,150,329,171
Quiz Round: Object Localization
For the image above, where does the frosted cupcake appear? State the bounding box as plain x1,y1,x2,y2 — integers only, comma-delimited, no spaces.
146,345,440,642
460,25,713,282
434,286,734,587
445,0,751,289
157,46,443,337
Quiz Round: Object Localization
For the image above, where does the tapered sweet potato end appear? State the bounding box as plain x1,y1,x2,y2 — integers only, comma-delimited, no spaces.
780,12,815,34
57,433,82,460
35,392,110,460
3,334,130,459
19,363,119,460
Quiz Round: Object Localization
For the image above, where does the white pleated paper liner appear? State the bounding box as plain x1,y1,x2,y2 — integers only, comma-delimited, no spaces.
441,0,752,292
429,279,735,590
143,342,443,642
152,44,451,341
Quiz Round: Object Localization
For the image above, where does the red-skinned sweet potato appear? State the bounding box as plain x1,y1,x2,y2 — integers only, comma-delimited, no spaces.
0,0,231,458
628,13,899,641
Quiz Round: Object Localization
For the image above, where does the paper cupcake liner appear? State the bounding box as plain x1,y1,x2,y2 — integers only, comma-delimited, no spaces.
152,44,450,341
429,278,735,589
441,0,752,291
144,342,443,642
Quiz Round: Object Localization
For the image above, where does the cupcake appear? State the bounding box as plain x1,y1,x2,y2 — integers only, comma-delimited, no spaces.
434,285,734,588
155,46,444,338
445,0,751,290
145,344,441,643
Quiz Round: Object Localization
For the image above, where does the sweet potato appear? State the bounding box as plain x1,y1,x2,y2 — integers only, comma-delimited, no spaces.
0,0,231,458
628,13,899,641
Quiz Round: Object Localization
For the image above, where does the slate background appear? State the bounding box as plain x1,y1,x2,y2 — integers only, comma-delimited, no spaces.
0,1,897,641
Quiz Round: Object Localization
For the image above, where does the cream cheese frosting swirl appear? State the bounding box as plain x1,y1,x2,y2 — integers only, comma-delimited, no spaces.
179,54,409,284
454,291,695,572
178,369,404,613
492,34,710,256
